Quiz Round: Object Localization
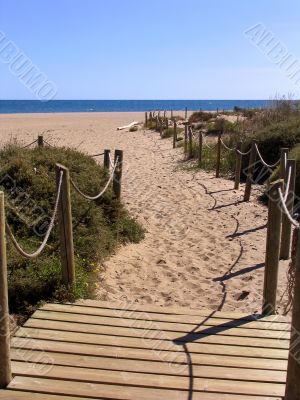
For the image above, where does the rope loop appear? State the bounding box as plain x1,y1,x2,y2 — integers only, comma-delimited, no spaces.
21,139,38,149
90,152,104,158
6,170,64,259
255,143,280,169
220,138,235,152
278,187,300,228
70,157,118,200
236,148,251,156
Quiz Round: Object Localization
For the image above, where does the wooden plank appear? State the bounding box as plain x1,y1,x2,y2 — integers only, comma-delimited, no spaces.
0,390,92,400
32,309,291,339
11,337,288,371
15,327,289,359
73,300,291,323
23,318,290,349
10,349,286,383
40,304,292,331
11,361,285,397
8,377,282,400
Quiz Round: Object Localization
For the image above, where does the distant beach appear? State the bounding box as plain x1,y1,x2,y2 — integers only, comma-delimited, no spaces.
0,99,268,114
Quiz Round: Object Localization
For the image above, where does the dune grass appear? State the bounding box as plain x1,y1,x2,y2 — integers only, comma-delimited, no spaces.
0,144,144,317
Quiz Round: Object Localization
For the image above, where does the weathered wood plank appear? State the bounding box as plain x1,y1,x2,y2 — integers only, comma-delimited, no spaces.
11,337,288,371
11,349,286,383
0,390,92,399
72,300,291,323
15,327,288,359
8,377,282,400
11,361,286,397
32,309,291,339
23,318,290,349
42,303,291,331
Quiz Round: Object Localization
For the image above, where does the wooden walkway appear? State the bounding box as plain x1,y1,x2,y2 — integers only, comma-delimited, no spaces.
0,300,291,399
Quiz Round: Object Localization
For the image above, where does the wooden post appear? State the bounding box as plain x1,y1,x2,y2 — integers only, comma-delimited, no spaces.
280,148,289,180
185,107,188,119
155,116,158,132
262,179,283,315
285,226,300,399
173,121,177,149
171,110,173,120
56,164,75,286
113,149,123,200
103,149,110,170
198,132,203,167
0,192,12,388
188,126,193,159
234,141,242,190
159,119,163,138
216,134,221,178
163,110,166,118
243,140,257,202
280,159,296,260
145,112,148,126
38,135,44,147
184,124,188,155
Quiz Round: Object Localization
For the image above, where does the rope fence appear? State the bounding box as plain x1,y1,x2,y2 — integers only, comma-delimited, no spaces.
21,139,38,149
5,171,63,258
70,156,118,201
146,109,300,398
254,143,281,169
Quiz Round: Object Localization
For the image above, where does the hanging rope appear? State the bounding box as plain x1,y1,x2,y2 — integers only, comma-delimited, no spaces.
220,138,235,152
255,143,280,169
278,187,300,228
282,166,292,203
44,140,55,148
6,171,63,259
284,227,299,313
21,139,38,149
109,153,115,169
90,152,105,157
70,157,118,200
236,148,251,156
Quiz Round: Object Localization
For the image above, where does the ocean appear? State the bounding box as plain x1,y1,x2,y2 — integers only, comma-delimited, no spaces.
0,100,268,114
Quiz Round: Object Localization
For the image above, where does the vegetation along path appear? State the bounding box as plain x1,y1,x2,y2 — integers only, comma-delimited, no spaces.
95,121,289,314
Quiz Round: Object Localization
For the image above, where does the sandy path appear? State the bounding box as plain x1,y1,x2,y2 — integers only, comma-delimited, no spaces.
0,112,289,314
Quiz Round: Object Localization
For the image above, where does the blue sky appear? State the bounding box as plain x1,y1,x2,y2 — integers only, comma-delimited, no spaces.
0,0,299,99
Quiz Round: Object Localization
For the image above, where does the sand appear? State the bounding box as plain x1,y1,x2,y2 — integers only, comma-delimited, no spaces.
0,111,289,314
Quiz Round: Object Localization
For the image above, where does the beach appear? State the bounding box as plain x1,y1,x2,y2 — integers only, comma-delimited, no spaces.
0,111,289,314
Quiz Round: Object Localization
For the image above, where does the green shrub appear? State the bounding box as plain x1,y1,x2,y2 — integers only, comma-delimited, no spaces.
189,111,217,123
0,145,144,316
162,127,184,139
240,116,300,182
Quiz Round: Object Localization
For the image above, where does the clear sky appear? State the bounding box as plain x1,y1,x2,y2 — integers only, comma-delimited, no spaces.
0,0,299,100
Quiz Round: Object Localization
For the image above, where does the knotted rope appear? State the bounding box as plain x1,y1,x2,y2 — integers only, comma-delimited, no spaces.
6,171,63,259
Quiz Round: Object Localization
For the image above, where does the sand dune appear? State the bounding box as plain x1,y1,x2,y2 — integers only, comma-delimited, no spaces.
0,112,289,314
